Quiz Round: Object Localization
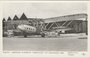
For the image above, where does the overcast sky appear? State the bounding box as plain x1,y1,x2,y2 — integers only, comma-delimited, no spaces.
2,2,87,19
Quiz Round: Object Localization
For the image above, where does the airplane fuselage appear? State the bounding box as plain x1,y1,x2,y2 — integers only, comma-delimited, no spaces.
17,24,44,37
18,24,37,33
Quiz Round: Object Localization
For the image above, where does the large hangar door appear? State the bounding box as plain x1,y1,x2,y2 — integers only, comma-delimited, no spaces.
73,20,87,33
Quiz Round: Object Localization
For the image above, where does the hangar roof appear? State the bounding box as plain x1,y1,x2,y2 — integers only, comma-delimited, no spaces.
44,13,87,23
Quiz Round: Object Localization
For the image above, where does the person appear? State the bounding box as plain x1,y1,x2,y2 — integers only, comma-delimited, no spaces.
58,31,61,36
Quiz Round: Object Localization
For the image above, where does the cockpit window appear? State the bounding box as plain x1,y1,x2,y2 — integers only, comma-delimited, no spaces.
27,23,33,26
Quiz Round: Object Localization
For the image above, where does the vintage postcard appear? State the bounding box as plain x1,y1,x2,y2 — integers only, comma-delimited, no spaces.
0,1,89,57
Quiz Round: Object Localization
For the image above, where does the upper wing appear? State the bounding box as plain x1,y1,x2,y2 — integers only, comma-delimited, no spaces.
43,13,87,23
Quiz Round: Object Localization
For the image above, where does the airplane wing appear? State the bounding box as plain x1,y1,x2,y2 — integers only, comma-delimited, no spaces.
43,13,87,23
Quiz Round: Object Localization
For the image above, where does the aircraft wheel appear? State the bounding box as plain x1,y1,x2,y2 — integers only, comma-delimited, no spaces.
41,33,45,37
24,35,27,37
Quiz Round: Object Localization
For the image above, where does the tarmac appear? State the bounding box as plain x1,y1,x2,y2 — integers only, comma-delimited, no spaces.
3,33,87,51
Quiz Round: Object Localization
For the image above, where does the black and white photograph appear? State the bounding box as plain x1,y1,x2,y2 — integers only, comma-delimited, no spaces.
2,1,88,52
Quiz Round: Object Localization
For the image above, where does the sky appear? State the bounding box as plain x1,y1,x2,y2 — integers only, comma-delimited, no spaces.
2,2,87,19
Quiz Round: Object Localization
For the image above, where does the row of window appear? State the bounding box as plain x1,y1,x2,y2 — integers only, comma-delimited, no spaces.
26,27,35,31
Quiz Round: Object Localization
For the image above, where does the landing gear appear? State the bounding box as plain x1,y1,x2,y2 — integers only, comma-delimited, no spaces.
24,34,27,37
23,32,27,38
41,33,45,37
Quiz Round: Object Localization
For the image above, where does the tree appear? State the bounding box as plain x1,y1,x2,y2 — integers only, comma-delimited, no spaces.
3,18,6,22
20,13,28,20
7,17,11,21
13,15,19,20
2,18,6,27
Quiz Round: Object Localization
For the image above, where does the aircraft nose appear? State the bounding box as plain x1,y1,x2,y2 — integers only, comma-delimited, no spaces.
17,25,24,30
